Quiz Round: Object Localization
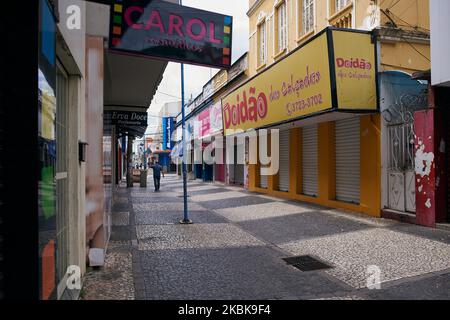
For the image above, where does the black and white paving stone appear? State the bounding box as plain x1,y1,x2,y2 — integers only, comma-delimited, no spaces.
82,174,450,300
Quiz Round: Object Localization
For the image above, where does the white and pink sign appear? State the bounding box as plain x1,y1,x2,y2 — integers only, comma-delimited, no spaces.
197,108,211,139
209,101,223,135
193,101,223,140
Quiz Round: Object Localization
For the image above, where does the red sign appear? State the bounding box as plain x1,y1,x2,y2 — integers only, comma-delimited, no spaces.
197,108,211,139
223,87,269,129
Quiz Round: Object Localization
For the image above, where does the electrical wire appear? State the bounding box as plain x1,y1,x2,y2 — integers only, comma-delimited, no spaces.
398,35,431,62
392,13,430,32
156,91,181,99
388,0,401,11
380,7,430,63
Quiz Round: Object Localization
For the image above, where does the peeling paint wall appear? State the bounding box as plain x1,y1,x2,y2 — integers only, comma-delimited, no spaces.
414,109,447,226
415,143,435,178
414,110,435,226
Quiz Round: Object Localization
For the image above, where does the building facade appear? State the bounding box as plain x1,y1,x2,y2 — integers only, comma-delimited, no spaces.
34,0,173,299
37,0,88,299
173,53,249,184
232,0,431,218
427,0,450,226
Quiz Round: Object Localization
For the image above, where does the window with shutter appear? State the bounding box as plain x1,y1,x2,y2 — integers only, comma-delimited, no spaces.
277,2,287,53
336,0,350,12
258,21,266,66
302,0,314,35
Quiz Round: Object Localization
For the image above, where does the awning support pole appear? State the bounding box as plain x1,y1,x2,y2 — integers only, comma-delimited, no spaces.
179,0,192,224
179,39,192,223
126,135,134,188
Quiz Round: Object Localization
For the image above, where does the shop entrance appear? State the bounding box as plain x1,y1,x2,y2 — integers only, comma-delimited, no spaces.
228,141,245,186
387,121,416,213
259,129,268,189
302,125,318,197
278,129,290,192
335,118,360,204
214,138,225,182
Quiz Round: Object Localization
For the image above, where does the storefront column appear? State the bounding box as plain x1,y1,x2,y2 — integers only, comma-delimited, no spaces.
267,130,277,191
289,128,302,196
248,163,257,189
126,135,134,187
360,115,382,217
318,122,336,202
248,135,258,190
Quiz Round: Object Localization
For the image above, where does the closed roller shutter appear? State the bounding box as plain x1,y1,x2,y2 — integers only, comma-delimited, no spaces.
215,164,225,182
260,167,268,188
214,138,225,182
259,130,268,188
278,129,290,192
231,142,245,186
335,118,360,204
228,163,235,184
234,144,245,185
235,164,245,185
302,125,318,197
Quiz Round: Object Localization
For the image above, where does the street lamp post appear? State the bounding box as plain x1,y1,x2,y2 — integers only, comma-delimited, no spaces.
143,137,146,170
179,0,192,225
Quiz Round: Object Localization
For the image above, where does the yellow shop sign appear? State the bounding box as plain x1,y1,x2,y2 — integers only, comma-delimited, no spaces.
222,28,378,135
333,30,378,110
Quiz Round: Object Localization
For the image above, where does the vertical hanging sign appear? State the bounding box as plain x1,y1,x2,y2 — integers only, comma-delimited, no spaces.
109,0,233,68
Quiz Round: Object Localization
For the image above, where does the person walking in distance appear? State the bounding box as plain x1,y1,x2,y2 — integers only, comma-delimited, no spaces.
150,161,164,191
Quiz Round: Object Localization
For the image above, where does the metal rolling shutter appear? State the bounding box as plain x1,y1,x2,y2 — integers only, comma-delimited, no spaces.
302,125,318,197
230,143,245,185
278,129,290,192
260,167,268,188
259,130,268,188
229,163,235,184
235,164,245,185
235,141,245,185
227,143,235,184
335,118,360,204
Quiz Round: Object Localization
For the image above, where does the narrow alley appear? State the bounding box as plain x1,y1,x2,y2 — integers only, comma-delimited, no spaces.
82,174,450,300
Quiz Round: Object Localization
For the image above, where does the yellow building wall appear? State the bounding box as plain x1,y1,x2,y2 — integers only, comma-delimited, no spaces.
381,41,430,73
380,0,430,31
248,0,430,77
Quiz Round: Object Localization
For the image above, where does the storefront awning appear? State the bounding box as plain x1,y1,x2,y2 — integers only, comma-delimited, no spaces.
221,27,379,135
103,51,168,137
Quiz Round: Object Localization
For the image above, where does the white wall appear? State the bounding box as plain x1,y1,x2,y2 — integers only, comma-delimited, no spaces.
431,0,450,87
56,0,87,298
57,0,86,76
